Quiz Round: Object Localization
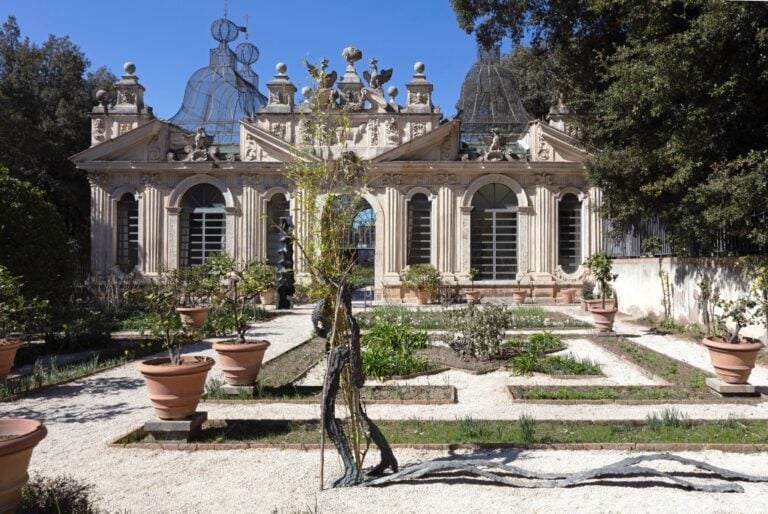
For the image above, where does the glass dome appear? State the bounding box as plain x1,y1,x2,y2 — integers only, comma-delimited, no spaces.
169,18,267,147
456,44,531,145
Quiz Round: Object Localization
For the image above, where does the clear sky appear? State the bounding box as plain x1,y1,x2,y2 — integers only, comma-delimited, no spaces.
1,0,487,119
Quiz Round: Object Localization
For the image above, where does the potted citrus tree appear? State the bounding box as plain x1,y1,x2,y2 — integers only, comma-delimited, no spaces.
511,270,531,304
401,264,441,305
464,267,480,304
207,253,270,386
584,252,619,332
0,265,47,381
250,259,277,306
175,266,216,329
138,271,214,420
702,256,766,384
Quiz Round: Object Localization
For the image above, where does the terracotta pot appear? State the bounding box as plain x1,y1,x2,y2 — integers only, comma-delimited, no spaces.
138,356,214,420
414,290,432,305
176,306,209,329
511,290,528,304
464,290,480,304
213,339,270,386
559,289,575,304
702,336,764,384
584,298,615,312
591,307,618,332
260,288,276,306
0,339,22,381
0,419,47,513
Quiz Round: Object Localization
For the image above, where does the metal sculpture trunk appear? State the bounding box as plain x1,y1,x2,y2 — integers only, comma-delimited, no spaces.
275,217,295,309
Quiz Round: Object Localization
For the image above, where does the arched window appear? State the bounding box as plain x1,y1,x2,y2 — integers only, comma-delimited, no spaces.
407,193,431,265
349,199,375,269
116,193,138,272
180,184,225,267
558,193,582,273
471,183,518,280
266,193,290,265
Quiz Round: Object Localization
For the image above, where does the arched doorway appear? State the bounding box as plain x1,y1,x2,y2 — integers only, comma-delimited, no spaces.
349,199,375,270
179,183,226,267
471,183,518,280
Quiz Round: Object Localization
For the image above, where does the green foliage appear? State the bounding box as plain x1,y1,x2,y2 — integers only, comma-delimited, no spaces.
400,264,441,293
641,236,663,256
506,332,599,376
349,265,374,291
143,271,192,364
581,280,594,300
0,169,77,303
518,413,536,443
20,475,97,514
646,408,691,431
361,322,431,378
451,2,768,252
0,265,48,338
0,17,117,276
583,252,616,306
448,304,512,360
43,308,111,352
535,355,602,376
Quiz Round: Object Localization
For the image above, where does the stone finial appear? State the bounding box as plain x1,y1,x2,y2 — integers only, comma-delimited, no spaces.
265,61,297,112
124,62,136,75
342,47,363,68
387,86,398,100
414,62,426,76
276,62,288,76
405,61,435,114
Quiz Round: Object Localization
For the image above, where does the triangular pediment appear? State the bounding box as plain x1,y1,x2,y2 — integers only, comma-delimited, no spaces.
524,121,590,163
372,120,460,163
240,121,320,164
71,119,169,163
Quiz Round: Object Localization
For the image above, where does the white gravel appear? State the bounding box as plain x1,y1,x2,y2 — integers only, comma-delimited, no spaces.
1,303,768,512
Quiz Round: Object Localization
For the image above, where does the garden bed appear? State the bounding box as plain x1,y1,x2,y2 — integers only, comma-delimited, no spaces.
112,417,768,450
203,384,456,404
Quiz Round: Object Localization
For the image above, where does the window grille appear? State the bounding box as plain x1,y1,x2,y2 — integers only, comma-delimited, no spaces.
407,193,431,265
558,193,582,273
266,194,290,265
349,203,375,268
116,193,138,272
180,184,226,267
471,184,518,280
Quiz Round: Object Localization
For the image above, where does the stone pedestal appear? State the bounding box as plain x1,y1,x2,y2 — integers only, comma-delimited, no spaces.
706,378,757,397
221,385,257,396
144,412,207,442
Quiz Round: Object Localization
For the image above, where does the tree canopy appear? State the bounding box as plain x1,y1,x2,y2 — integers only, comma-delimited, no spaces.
452,1,768,253
0,16,115,274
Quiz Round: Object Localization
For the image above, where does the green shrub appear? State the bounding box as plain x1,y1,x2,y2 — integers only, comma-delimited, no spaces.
448,304,511,360
646,408,691,431
401,264,441,293
536,355,602,375
518,414,536,442
20,475,97,514
361,322,431,377
43,309,112,352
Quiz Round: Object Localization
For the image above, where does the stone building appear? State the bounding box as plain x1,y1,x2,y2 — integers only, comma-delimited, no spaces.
72,18,602,301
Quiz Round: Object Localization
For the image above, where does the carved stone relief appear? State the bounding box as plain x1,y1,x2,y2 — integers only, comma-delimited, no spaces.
118,90,135,104
270,122,287,140
385,118,400,145
537,133,551,160
243,135,258,162
88,173,108,188
411,122,426,139
148,146,161,161
118,122,133,136
408,91,429,105
378,173,402,186
92,118,105,142
367,119,379,146
433,173,457,186
240,174,262,188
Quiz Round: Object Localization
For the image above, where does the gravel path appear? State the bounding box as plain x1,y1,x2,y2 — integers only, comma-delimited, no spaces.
2,303,768,512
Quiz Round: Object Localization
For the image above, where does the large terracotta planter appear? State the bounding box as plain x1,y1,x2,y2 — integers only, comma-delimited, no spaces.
511,290,528,304
213,339,270,386
591,307,618,332
464,290,480,304
559,288,576,304
0,339,22,381
702,337,764,384
176,306,209,329
584,298,616,312
0,419,47,513
138,356,214,420
414,290,432,305
260,288,276,306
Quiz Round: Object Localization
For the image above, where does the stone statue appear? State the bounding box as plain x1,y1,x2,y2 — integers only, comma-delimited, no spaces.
183,127,215,161
362,58,393,91
275,217,295,310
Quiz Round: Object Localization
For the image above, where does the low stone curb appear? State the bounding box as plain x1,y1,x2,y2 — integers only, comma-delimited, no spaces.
201,385,457,405
507,386,765,405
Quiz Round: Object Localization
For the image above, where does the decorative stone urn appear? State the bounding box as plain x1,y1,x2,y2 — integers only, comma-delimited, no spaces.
213,340,270,386
0,339,23,381
0,419,47,513
702,337,763,384
138,356,214,420
175,306,209,329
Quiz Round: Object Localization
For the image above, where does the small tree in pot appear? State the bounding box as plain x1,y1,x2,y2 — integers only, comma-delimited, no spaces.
464,267,480,304
583,252,618,332
138,271,214,420
511,270,531,304
175,266,217,329
207,253,270,386
401,264,441,305
702,256,767,384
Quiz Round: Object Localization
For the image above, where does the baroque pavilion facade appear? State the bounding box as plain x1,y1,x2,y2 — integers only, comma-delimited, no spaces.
72,18,603,301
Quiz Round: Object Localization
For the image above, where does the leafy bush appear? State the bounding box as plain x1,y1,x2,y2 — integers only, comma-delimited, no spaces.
448,304,512,360
43,309,112,352
20,475,97,514
581,280,595,300
536,355,602,375
518,414,536,442
361,322,431,377
401,264,441,293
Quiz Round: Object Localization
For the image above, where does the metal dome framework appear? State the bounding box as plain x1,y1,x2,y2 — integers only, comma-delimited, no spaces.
169,18,267,148
456,45,531,146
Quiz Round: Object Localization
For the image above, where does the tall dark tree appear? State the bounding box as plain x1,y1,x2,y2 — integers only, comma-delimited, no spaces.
501,45,557,120
0,16,116,278
451,1,768,252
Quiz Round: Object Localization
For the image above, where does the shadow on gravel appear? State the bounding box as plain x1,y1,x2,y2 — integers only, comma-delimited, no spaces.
5,398,140,424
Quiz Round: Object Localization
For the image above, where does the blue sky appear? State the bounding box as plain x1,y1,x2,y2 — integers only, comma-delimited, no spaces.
1,0,489,119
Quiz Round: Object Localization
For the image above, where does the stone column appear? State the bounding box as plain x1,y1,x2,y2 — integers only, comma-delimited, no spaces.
140,174,164,274
531,178,556,274
459,205,473,276
383,186,403,277
88,173,110,277
587,186,603,256
435,186,456,275
517,205,533,276
239,175,261,263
